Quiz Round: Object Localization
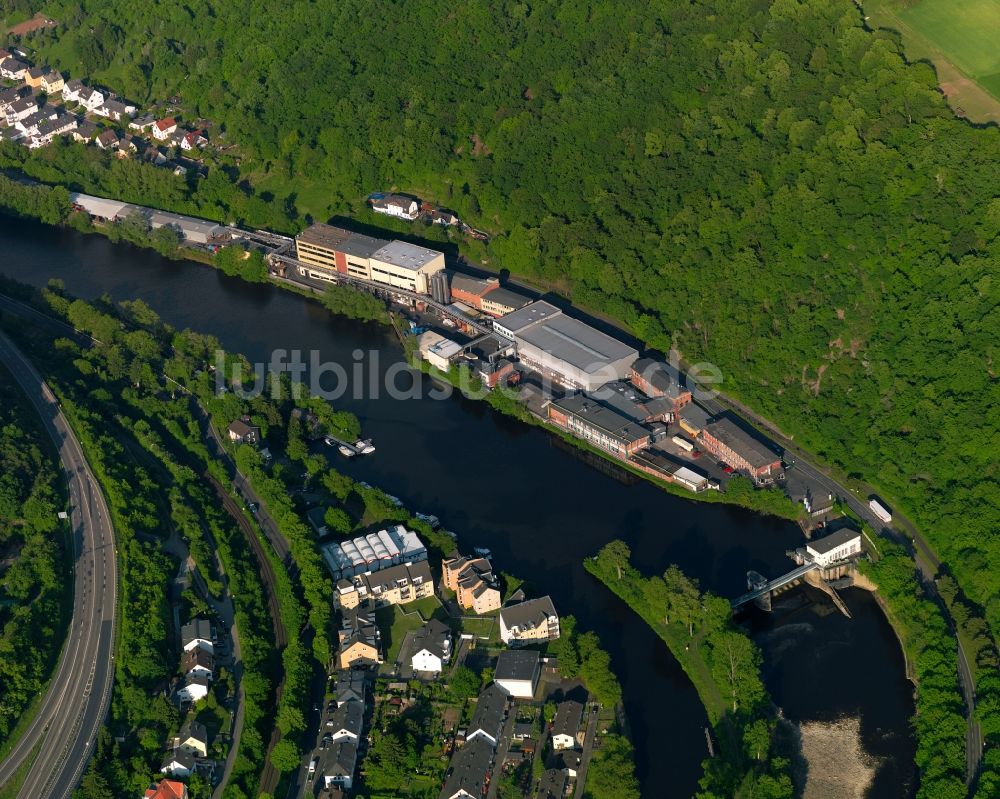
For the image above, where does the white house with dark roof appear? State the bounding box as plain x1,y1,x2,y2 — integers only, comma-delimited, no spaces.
494,649,540,699
410,618,452,674
466,684,507,747
806,528,862,568
499,596,560,646
371,193,419,220
160,748,195,778
181,618,214,654
551,700,584,750
326,699,363,743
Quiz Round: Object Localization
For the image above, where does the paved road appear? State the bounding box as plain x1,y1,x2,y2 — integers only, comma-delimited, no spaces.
572,704,600,799
0,331,118,799
697,390,983,781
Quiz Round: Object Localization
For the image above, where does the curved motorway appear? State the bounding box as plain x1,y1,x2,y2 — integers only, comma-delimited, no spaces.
0,331,118,799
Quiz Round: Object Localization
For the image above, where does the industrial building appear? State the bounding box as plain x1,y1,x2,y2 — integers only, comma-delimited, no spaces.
369,240,445,293
698,417,783,484
417,331,462,372
479,285,531,317
547,393,651,460
294,223,444,292
495,301,638,390
321,526,427,580
294,223,389,280
806,528,862,567
70,192,226,245
629,358,693,416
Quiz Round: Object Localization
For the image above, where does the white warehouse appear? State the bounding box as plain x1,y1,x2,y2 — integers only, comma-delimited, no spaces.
321,525,427,580
494,301,638,391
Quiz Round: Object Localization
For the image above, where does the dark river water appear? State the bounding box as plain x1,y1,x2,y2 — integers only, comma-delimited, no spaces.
0,220,916,797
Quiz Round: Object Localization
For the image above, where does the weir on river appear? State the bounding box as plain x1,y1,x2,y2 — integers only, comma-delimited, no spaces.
0,218,918,798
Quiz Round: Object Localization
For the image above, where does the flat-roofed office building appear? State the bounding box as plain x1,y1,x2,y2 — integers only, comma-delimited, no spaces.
368,240,445,294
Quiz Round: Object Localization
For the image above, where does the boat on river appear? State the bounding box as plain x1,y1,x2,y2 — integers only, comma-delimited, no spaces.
355,438,375,455
338,445,355,457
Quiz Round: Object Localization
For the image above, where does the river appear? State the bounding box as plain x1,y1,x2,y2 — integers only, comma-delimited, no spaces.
0,219,916,798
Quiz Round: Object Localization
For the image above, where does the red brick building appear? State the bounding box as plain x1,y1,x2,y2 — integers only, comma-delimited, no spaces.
628,358,693,417
698,417,782,484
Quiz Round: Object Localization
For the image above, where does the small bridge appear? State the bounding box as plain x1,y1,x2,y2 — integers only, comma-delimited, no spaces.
732,562,819,610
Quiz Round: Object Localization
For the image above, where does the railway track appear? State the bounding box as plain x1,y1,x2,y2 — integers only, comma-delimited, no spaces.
206,474,287,795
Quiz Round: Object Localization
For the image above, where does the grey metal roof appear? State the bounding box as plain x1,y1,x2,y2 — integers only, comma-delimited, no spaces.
702,417,781,469
449,272,497,295
518,313,638,375
494,648,541,682
495,300,562,334
807,527,860,555
481,285,530,310
371,239,441,270
550,394,650,445
679,402,712,429
339,231,390,258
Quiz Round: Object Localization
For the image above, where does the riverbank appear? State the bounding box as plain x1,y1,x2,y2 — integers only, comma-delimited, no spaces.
585,542,796,798
0,218,925,796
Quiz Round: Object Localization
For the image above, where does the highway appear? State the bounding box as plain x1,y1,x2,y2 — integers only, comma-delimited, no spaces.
0,331,118,799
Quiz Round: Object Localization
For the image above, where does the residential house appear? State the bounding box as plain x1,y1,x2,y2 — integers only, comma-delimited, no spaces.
0,84,29,112
226,418,259,445
24,66,45,88
129,114,156,131
319,739,358,791
177,674,210,703
79,86,106,111
0,57,28,80
551,700,584,750
535,769,568,799
153,117,178,140
326,699,363,742
160,748,195,778
70,120,96,141
171,719,209,757
40,71,63,94
499,596,560,647
144,780,188,799
60,79,85,105
438,736,495,799
442,554,501,614
5,95,39,125
371,193,419,220
698,416,783,484
321,526,427,581
335,669,366,706
334,559,434,610
181,129,207,150
15,108,55,136
338,603,382,669
95,129,119,150
181,647,214,680
410,618,452,674
494,650,540,699
466,684,507,747
181,618,215,654
28,112,76,148
95,98,136,121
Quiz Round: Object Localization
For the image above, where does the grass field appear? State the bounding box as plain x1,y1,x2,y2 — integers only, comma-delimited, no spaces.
865,0,1000,123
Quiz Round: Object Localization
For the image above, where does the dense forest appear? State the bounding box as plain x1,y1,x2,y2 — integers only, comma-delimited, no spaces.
586,542,794,799
4,0,998,654
0,363,69,750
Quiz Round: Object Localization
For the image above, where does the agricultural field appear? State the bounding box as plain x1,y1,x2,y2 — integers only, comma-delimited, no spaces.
866,0,1000,122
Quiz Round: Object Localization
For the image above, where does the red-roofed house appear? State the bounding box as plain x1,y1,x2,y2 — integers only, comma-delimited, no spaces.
144,780,188,799
152,117,177,141
180,130,207,150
